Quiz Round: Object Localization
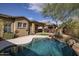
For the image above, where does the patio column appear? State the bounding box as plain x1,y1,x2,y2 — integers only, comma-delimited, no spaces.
0,20,4,37
31,23,35,34
0,25,3,37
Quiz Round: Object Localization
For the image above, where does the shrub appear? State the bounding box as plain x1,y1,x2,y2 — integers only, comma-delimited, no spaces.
3,32,14,39
15,30,19,33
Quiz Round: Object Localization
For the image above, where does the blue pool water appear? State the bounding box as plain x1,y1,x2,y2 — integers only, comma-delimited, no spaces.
16,38,77,56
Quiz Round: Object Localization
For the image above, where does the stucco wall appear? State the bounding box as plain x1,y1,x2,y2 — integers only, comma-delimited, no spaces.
0,17,14,37
30,23,35,34
14,18,29,36
0,19,4,37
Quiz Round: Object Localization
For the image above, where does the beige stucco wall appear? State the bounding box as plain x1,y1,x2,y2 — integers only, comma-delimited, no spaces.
30,23,35,34
0,17,30,37
3,18,14,33
14,18,29,36
0,19,4,37
0,18,14,37
11,22,14,33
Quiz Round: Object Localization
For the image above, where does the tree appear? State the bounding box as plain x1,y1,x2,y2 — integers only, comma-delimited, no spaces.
42,3,79,25
57,17,79,38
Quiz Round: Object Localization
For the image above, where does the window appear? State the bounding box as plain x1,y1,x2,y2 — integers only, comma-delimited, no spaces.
23,23,26,28
17,22,27,28
17,22,22,28
4,23,11,32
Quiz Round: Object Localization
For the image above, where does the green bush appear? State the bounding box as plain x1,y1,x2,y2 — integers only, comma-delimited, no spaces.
36,32,49,35
3,32,14,39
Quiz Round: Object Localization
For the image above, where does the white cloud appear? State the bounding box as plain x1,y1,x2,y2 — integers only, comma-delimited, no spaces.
39,19,50,23
28,3,44,12
39,19,62,25
27,17,34,20
39,19,53,24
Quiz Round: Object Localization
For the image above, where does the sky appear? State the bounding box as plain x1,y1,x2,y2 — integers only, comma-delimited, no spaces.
0,3,78,25
0,3,62,25
0,3,53,23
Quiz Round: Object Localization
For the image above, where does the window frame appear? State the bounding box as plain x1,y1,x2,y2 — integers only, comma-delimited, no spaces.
17,22,27,29
23,23,27,28
17,22,22,28
4,23,11,32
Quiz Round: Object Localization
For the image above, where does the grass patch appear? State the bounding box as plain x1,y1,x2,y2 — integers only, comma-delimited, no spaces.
36,32,49,35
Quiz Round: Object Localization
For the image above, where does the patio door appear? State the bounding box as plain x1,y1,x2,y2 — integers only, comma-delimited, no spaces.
4,23,11,32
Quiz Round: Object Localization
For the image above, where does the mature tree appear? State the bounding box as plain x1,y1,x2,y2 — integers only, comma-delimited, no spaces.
41,3,79,39
42,3,79,25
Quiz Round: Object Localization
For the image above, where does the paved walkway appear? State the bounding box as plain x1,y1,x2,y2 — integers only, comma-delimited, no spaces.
0,35,48,51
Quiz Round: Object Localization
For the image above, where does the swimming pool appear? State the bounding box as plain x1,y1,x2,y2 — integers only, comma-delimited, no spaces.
16,38,77,56
0,38,77,56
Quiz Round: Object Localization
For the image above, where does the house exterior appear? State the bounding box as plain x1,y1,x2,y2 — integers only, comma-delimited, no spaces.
0,14,57,39
0,14,30,38
14,17,30,37
0,14,15,38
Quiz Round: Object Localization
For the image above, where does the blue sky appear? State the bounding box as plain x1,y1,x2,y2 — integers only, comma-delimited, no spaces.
0,3,62,24
0,3,50,22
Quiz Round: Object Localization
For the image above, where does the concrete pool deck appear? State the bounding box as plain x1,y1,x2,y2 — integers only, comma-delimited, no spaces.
0,35,49,50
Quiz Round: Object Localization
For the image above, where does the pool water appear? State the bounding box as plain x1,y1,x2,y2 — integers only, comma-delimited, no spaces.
16,38,77,56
